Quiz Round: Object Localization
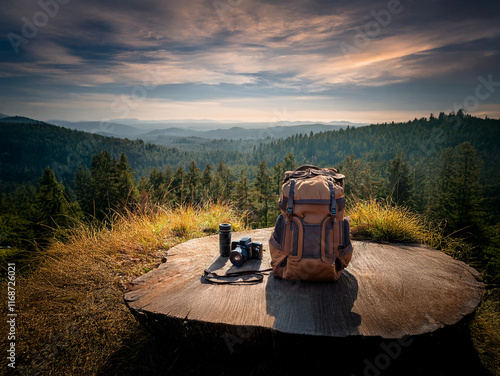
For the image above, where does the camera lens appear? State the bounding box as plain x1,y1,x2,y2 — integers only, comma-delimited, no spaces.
229,246,247,267
219,223,231,257
231,252,243,264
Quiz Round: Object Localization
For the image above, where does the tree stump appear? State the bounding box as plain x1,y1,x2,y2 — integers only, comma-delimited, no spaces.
124,228,483,339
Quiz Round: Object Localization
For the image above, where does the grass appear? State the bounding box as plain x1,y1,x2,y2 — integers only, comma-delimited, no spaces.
348,198,475,260
348,197,500,375
0,202,247,376
1,198,497,375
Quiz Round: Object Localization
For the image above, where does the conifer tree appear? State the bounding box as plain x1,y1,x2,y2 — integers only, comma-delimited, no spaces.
186,161,202,203
116,153,137,207
74,167,92,214
339,155,378,199
213,161,233,202
172,166,186,203
254,161,273,227
89,151,119,218
234,169,251,211
202,164,213,200
387,153,413,205
438,142,482,229
36,167,73,235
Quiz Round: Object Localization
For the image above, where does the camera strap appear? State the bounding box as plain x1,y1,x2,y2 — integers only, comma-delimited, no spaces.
203,268,273,285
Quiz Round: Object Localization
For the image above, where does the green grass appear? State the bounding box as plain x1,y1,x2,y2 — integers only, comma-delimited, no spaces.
348,198,475,259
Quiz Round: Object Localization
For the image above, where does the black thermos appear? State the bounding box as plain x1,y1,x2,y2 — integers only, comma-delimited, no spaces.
219,223,231,257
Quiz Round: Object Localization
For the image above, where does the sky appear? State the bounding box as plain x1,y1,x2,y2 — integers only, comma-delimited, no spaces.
0,0,499,124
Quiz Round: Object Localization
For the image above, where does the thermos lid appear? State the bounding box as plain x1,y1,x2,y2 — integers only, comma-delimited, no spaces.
219,223,231,231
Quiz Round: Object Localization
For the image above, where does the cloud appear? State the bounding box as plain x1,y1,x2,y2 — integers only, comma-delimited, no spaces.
0,0,499,121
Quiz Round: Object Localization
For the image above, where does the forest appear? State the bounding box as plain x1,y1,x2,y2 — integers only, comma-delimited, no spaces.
1,111,499,374
1,111,499,281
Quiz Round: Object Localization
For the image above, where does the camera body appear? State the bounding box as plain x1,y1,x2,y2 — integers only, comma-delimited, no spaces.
229,236,263,266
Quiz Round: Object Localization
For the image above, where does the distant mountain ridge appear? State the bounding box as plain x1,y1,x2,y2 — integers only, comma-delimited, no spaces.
3,113,497,196
0,117,249,192
0,116,41,124
47,119,364,144
48,120,145,138
107,118,367,130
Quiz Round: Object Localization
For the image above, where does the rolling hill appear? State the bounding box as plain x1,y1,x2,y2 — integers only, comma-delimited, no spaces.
0,118,249,192
1,114,499,200
47,119,363,147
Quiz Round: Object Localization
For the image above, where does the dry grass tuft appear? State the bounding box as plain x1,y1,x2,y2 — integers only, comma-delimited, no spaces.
348,198,474,259
1,202,247,375
348,198,426,243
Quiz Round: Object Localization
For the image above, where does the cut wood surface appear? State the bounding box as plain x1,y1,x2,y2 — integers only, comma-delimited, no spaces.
124,228,483,338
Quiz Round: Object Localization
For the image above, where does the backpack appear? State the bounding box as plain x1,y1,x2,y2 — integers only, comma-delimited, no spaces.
269,165,353,281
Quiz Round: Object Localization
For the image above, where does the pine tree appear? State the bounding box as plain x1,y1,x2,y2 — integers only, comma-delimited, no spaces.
202,164,213,200
254,161,273,227
186,161,201,204
74,167,92,214
213,161,232,202
234,169,251,211
387,153,413,205
339,155,378,199
116,153,137,207
283,153,297,172
172,166,186,203
437,142,482,230
272,153,297,195
35,167,73,236
90,151,120,219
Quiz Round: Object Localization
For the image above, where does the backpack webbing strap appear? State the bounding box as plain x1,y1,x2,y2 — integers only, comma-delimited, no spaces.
327,180,337,215
287,180,296,215
203,268,273,285
340,243,353,256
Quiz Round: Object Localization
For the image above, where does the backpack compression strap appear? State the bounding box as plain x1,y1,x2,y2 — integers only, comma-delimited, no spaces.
327,179,337,215
203,268,273,285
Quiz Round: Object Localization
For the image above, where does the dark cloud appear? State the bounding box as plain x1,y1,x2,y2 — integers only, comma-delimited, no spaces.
0,0,499,121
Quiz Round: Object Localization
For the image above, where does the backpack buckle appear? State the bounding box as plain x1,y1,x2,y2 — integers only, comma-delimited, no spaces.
287,208,293,214
331,208,336,216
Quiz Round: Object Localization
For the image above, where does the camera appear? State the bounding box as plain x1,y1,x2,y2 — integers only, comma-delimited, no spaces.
229,236,263,266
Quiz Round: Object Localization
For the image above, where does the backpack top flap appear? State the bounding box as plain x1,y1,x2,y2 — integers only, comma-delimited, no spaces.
280,176,344,201
283,165,344,189
278,168,345,222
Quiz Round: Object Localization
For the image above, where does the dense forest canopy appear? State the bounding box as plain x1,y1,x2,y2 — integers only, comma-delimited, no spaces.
1,112,499,251
1,113,499,343
1,112,499,193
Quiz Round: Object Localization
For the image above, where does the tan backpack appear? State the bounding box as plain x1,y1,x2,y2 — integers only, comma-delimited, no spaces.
269,165,353,281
